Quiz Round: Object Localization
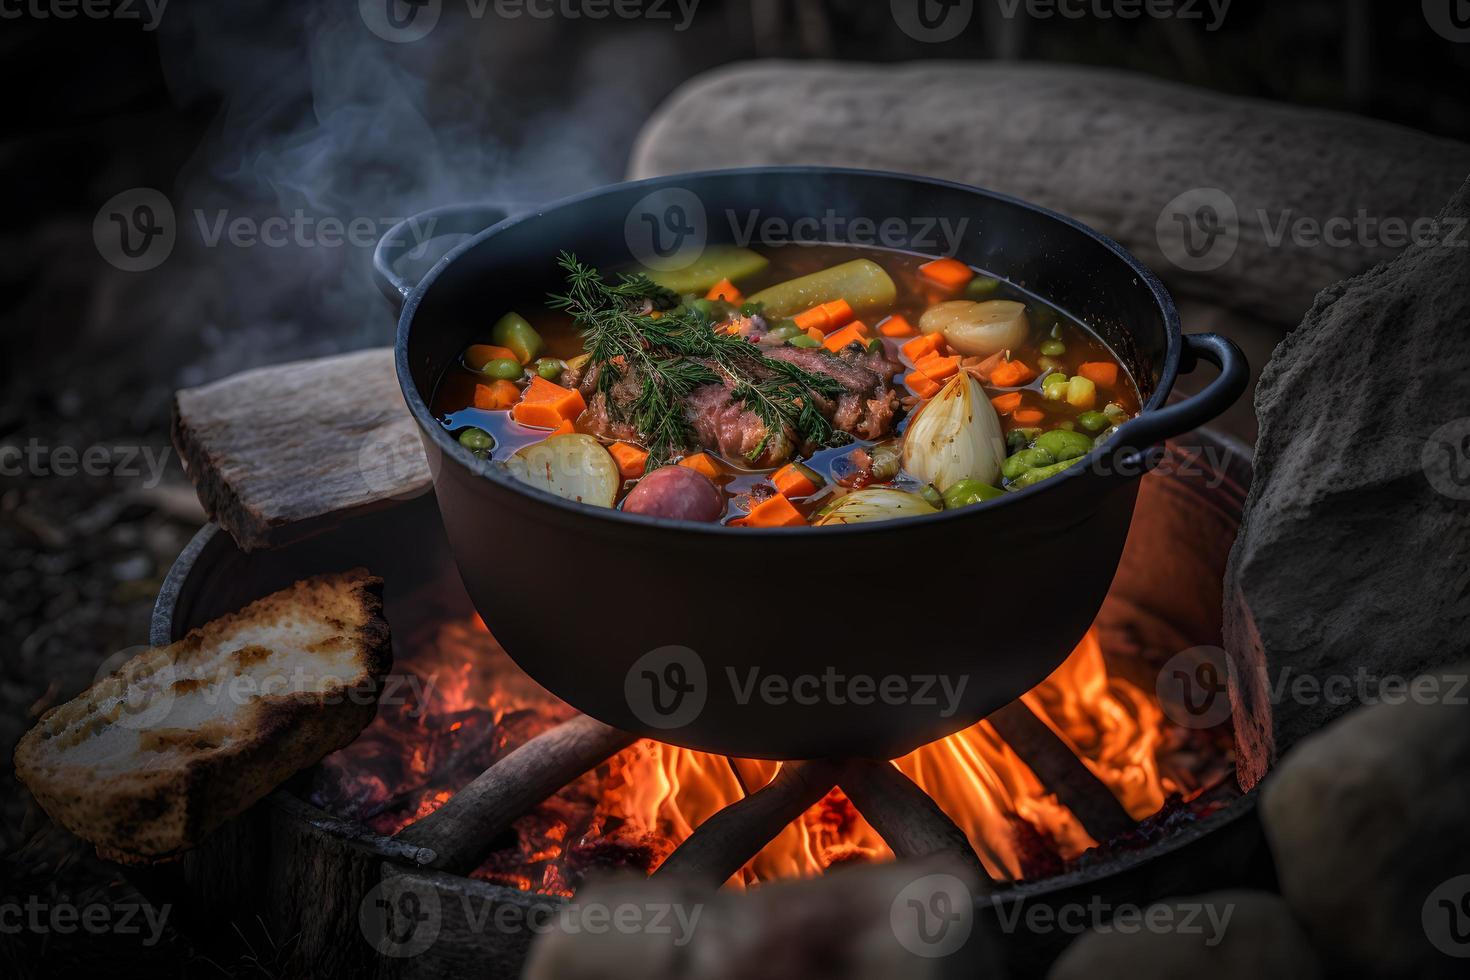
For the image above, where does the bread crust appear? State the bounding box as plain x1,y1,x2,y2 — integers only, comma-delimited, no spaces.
14,569,392,864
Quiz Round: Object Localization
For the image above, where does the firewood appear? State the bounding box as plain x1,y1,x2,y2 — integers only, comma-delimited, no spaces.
837,758,987,886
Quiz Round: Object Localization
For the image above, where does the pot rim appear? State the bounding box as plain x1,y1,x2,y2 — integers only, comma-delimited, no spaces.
393,165,1184,536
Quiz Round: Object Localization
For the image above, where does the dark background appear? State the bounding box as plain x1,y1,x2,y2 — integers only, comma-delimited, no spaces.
1,1,1466,975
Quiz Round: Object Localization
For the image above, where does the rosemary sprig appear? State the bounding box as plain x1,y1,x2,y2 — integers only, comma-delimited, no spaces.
547,252,848,466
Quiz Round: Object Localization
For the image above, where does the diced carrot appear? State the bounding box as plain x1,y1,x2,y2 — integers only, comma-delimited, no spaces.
512,376,586,428
971,351,1007,381
464,344,519,369
990,391,1024,414
743,494,806,528
901,332,945,363
879,315,917,338
916,353,961,381
608,442,649,479
989,359,1036,388
823,323,869,353
1012,409,1046,425
804,327,824,343
793,306,832,333
819,299,854,329
1078,362,1119,388
549,420,576,436
772,464,818,498
679,453,722,480
905,370,942,399
706,278,744,304
473,380,521,410
918,257,975,291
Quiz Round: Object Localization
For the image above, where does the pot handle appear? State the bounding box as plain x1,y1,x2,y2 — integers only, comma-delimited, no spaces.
372,203,513,312
1107,333,1249,473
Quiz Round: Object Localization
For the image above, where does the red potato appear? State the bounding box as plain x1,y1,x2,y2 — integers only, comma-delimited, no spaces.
622,465,724,522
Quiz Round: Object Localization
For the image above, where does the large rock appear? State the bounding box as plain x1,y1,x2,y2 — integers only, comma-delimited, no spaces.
1047,891,1321,980
1223,177,1470,788
630,62,1470,326
1260,671,1470,978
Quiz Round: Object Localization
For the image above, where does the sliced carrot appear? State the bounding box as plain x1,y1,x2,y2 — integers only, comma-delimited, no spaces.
772,464,818,498
918,257,975,291
464,344,519,370
706,278,744,304
1012,409,1046,425
608,442,649,479
989,359,1036,388
473,380,521,410
901,332,945,363
879,315,917,338
819,299,854,329
823,323,870,353
679,453,722,480
1078,361,1119,388
916,353,961,382
548,419,576,436
743,494,806,528
905,370,942,399
512,376,586,428
793,306,832,333
990,391,1024,414
806,326,826,343
971,351,1007,381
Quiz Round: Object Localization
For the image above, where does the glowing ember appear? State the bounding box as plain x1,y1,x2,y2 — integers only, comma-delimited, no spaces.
310,601,1234,894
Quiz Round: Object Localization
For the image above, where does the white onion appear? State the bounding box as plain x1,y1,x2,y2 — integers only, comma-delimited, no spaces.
814,488,939,526
919,300,1030,357
901,373,1007,491
504,434,619,508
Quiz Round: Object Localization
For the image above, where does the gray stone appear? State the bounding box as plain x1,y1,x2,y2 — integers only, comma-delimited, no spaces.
1223,178,1470,788
630,62,1470,326
1047,890,1321,980
1260,671,1470,978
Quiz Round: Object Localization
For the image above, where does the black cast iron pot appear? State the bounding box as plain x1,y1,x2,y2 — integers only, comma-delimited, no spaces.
373,168,1247,760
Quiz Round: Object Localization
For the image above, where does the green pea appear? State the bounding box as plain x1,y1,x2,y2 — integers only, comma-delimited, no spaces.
767,324,802,342
965,276,1001,298
1002,447,1057,480
865,338,884,354
1006,427,1042,454
1036,428,1094,462
535,357,566,381
787,335,822,349
457,427,495,452
1040,339,1067,357
1009,456,1084,489
919,484,944,509
1076,410,1111,434
739,300,764,317
479,358,523,381
1042,376,1070,401
491,312,545,364
1103,402,1129,424
942,479,1005,509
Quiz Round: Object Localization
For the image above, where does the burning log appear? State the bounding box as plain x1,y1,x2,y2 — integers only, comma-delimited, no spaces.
986,702,1137,844
836,758,989,887
395,714,636,875
654,760,842,885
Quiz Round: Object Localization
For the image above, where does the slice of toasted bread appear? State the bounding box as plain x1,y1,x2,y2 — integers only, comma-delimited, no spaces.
15,569,391,864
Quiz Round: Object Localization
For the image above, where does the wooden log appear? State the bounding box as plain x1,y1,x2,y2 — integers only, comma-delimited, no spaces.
395,714,636,875
987,702,1137,844
653,760,841,885
172,348,428,552
837,758,988,886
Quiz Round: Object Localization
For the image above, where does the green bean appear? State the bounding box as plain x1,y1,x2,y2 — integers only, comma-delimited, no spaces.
1076,410,1110,434
1006,427,1042,454
942,479,1005,509
747,259,897,319
491,312,545,364
535,358,566,381
480,358,524,381
1036,428,1094,462
1002,447,1056,480
787,335,822,349
1009,456,1084,489
1040,339,1067,357
457,427,495,452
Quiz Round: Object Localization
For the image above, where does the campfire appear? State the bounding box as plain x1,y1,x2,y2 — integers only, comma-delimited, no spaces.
310,595,1235,895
